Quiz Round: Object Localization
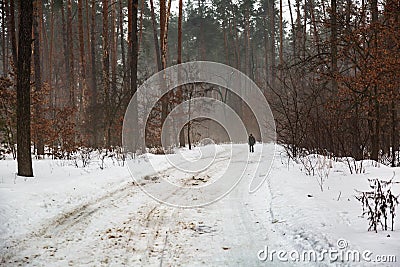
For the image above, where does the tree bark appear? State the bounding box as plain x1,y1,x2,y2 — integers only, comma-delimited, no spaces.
119,0,126,75
48,0,54,106
161,0,172,70
8,0,17,66
149,0,162,71
160,0,171,127
111,0,117,97
125,0,139,149
33,0,44,155
230,2,240,70
159,0,166,68
60,1,70,105
302,0,307,58
102,0,110,147
178,0,185,147
245,9,251,77
287,0,295,57
130,0,139,150
268,0,276,88
279,0,283,69
90,0,98,146
295,0,301,59
67,0,75,106
1,1,6,75
330,0,338,92
223,19,229,66
17,0,34,177
370,0,379,161
309,0,320,55
263,0,269,90
137,0,145,51
391,100,397,167
78,0,87,121
85,0,91,71
130,0,138,97
38,0,47,81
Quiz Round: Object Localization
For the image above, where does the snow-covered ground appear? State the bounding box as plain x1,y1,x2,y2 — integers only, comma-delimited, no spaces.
0,144,399,266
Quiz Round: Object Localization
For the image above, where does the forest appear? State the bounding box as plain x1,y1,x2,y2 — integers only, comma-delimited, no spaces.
0,0,399,176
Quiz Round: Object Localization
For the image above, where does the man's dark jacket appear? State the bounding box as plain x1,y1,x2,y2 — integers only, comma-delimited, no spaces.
248,135,255,145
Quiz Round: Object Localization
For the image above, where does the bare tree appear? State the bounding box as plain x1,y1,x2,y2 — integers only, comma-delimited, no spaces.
33,0,44,155
178,0,185,147
17,0,34,177
102,0,110,146
330,0,337,92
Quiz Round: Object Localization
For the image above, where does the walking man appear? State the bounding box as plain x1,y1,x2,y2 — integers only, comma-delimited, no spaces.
248,134,255,153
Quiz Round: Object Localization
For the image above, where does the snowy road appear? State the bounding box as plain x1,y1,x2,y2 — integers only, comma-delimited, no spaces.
1,144,279,266
2,143,399,266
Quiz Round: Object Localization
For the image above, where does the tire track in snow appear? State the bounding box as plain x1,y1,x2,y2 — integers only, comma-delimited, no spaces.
148,146,276,266
141,154,232,266
3,146,262,266
0,180,139,266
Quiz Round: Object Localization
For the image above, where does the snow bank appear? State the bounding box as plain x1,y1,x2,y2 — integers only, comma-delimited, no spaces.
269,146,400,263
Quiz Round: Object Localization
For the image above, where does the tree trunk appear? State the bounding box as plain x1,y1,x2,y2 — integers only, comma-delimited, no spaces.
302,0,307,58
102,0,110,147
268,0,276,88
119,0,126,75
60,1,70,105
78,0,87,123
223,20,229,66
8,0,17,65
149,0,162,71
245,9,251,77
130,0,139,150
49,0,54,118
17,0,34,177
279,0,283,69
67,0,75,106
309,0,320,55
111,0,117,98
263,0,269,90
187,121,191,150
160,0,171,128
127,0,132,87
197,0,205,60
90,0,98,146
295,0,301,59
38,1,47,82
178,0,185,147
370,0,379,161
1,1,6,75
287,0,295,57
137,0,145,51
187,93,192,150
4,1,10,74
330,0,338,92
85,0,91,71
161,0,172,70
391,100,397,167
130,0,138,97
33,0,44,155
230,2,240,70
159,0,166,67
